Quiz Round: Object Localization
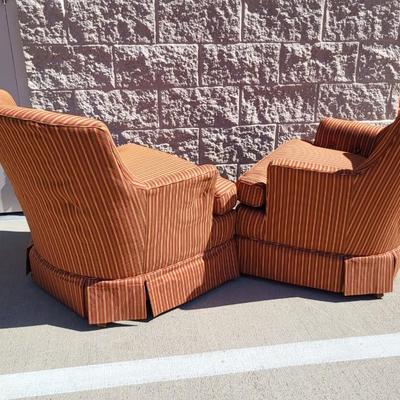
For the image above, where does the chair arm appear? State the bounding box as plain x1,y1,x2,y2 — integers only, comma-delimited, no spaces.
264,158,354,255
144,164,217,190
314,117,382,157
142,165,218,271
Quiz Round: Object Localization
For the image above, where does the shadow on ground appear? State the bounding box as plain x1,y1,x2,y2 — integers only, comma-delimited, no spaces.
181,275,377,312
0,228,376,331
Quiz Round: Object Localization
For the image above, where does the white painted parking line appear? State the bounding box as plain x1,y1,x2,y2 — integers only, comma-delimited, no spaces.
0,216,29,232
1,333,400,399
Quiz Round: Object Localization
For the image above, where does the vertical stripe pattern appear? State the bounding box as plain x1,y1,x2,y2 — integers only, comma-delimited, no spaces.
30,247,90,317
144,166,217,272
237,138,366,208
392,247,400,280
207,211,236,249
314,117,382,157
344,251,395,296
238,238,344,293
237,116,400,296
345,117,400,255
87,277,147,324
0,98,238,324
147,240,239,317
265,159,353,254
118,144,237,215
236,205,266,240
213,176,237,215
0,105,147,280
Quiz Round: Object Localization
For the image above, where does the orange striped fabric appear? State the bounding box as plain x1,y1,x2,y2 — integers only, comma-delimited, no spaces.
237,115,400,296
236,204,346,292
392,247,400,278
213,177,237,215
30,239,239,323
0,90,17,106
236,177,265,208
118,143,192,181
265,158,355,254
344,251,396,296
208,211,236,249
143,165,217,272
0,92,238,324
118,144,237,215
146,240,238,317
237,138,366,208
238,238,344,293
31,246,147,324
30,247,90,317
314,117,382,157
236,204,265,240
238,237,399,295
343,117,400,255
0,105,147,280
87,277,147,324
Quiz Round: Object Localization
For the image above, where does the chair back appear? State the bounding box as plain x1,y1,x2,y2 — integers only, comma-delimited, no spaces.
0,96,145,279
348,115,400,254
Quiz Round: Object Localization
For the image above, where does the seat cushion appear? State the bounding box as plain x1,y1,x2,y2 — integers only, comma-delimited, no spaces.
236,204,265,240
237,139,366,208
118,144,236,214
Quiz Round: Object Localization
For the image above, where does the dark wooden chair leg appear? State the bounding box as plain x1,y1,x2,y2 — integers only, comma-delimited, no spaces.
375,293,384,299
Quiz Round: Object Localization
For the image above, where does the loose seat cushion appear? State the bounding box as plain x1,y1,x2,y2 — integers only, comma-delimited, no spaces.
118,144,236,215
237,139,366,208
236,204,265,240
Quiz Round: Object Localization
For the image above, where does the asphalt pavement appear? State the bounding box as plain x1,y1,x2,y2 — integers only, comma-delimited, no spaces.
1,216,399,399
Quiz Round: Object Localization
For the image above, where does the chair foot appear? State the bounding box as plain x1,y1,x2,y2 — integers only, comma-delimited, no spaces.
97,323,107,328
375,293,384,299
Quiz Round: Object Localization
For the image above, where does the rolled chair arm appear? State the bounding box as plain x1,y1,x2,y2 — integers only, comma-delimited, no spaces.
314,117,382,157
144,164,217,189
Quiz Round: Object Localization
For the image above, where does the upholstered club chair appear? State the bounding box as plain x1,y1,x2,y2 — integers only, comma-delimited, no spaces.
237,114,400,297
0,90,238,324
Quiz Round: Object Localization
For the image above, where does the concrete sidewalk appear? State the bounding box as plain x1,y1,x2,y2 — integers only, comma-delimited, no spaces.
1,216,399,399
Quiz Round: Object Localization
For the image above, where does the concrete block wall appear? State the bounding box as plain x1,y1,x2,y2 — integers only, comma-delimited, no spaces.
16,0,400,180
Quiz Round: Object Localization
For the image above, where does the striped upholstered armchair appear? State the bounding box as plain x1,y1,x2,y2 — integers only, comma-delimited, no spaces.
0,90,238,324
237,114,400,297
